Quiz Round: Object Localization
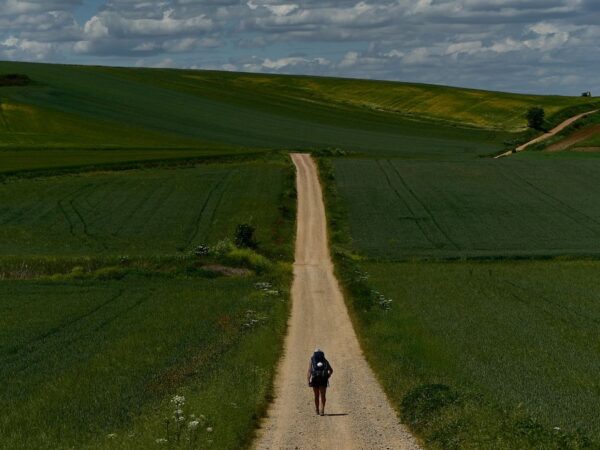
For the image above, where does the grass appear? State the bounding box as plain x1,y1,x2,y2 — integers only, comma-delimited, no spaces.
332,158,600,259
318,156,600,449
348,260,600,449
2,61,597,162
0,160,294,259
0,150,296,449
0,270,290,450
0,148,267,176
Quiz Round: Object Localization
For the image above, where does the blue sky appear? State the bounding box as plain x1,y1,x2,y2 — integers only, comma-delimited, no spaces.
1,0,599,95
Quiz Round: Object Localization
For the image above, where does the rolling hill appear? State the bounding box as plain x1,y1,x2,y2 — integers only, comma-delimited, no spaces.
1,61,597,170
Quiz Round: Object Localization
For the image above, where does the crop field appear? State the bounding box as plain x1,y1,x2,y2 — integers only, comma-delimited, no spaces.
0,149,266,175
243,75,589,131
332,158,600,259
4,58,600,450
1,149,296,448
2,61,597,162
0,62,504,160
0,273,289,450
0,161,292,258
320,151,600,448
350,260,600,448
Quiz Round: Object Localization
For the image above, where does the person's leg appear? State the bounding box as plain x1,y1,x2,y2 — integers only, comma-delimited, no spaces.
319,387,327,415
312,387,320,414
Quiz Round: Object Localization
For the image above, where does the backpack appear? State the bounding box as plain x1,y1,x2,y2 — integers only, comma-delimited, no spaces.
311,351,329,380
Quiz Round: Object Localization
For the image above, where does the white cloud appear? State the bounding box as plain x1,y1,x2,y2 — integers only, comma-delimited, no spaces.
1,0,600,94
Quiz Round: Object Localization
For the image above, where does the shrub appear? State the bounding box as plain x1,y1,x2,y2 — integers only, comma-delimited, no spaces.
0,74,32,87
224,248,272,274
526,107,545,130
211,239,235,257
234,223,258,249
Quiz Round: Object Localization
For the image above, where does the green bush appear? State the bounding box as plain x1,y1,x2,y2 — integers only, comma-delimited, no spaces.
526,106,545,130
224,248,272,273
235,223,258,249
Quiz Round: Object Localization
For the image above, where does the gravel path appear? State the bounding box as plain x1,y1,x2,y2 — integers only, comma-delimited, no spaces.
253,153,420,450
495,110,599,158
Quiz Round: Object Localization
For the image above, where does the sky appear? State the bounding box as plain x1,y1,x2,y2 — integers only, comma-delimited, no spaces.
1,0,599,95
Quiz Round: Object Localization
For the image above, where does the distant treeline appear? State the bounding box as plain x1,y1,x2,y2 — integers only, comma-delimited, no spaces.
0,73,32,86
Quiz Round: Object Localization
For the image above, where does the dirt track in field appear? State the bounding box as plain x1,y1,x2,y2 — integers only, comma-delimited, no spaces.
495,110,599,158
253,154,420,450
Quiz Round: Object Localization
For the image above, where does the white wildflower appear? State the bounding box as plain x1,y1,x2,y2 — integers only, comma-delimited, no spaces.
107,433,117,439
171,395,186,406
156,438,168,444
206,427,213,433
188,420,200,430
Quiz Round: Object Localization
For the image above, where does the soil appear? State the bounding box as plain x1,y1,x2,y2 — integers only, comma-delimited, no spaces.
546,124,600,152
201,264,252,277
495,110,599,158
253,154,420,450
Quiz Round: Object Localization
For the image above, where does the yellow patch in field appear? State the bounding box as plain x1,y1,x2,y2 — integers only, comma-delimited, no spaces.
0,101,36,114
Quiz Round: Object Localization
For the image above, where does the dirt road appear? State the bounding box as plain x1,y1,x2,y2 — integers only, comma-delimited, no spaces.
495,109,599,158
253,154,420,450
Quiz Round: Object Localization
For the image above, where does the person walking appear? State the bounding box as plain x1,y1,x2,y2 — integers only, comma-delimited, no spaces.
307,348,333,416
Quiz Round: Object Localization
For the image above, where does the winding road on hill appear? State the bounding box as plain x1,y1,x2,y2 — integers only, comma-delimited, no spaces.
495,109,599,158
253,154,420,450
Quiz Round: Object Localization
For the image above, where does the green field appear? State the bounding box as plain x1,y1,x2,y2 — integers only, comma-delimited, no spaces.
4,59,600,449
0,161,292,258
1,273,289,450
2,61,598,165
350,260,600,448
0,148,266,176
1,152,295,448
332,158,600,259
321,148,600,448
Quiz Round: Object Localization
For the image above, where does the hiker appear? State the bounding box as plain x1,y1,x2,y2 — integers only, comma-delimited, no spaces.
307,348,333,416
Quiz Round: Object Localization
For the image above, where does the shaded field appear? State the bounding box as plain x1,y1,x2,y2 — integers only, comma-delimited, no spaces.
348,260,600,449
4,61,594,162
0,148,263,175
0,273,289,450
333,158,600,259
0,161,293,258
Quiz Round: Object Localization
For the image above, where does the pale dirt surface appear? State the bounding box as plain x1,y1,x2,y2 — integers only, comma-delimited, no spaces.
253,154,420,450
495,110,599,158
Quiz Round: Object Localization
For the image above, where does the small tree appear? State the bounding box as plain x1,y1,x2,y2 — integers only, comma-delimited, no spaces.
234,223,257,249
526,107,545,130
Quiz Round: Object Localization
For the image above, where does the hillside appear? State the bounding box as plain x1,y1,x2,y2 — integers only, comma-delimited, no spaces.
1,61,597,168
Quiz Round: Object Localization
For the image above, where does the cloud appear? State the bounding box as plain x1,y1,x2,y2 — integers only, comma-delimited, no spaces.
1,0,599,94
